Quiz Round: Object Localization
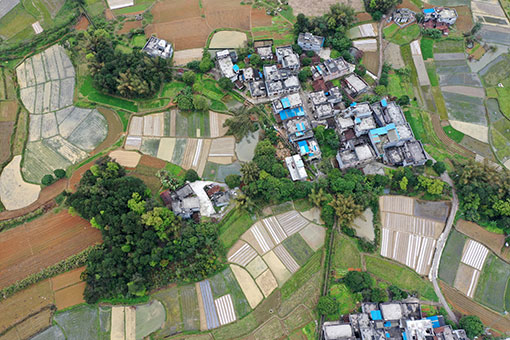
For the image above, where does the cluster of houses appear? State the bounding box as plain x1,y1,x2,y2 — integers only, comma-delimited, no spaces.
323,301,468,340
421,7,458,35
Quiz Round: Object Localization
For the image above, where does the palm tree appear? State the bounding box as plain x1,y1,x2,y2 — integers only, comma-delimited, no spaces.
234,193,256,213
240,162,260,184
309,188,327,207
328,194,363,227
224,106,258,141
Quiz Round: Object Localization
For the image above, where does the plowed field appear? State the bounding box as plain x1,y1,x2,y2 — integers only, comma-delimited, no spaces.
0,211,102,289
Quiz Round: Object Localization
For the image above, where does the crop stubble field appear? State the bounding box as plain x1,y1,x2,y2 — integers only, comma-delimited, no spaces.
0,210,101,289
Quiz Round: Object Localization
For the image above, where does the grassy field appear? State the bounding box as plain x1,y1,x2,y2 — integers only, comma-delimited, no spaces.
366,255,438,301
328,283,358,317
491,127,510,161
131,34,147,48
113,0,153,14
495,87,510,120
80,76,139,112
425,62,439,87
281,250,323,300
153,285,183,336
481,54,510,87
218,209,254,249
386,24,420,46
293,198,313,212
474,254,510,312
434,39,464,54
383,23,399,39
84,0,105,17
162,82,187,99
208,267,251,318
443,125,465,143
331,234,362,277
420,38,434,59
282,233,314,267
439,229,466,286
387,73,414,99
251,15,294,46
0,3,36,41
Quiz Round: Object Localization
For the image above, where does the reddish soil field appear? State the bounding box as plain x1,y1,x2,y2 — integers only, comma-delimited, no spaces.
0,281,54,333
138,154,167,169
440,281,510,332
0,178,66,221
151,0,201,23
146,18,211,50
0,211,102,289
50,267,85,291
105,8,115,20
203,0,251,30
91,108,124,156
54,281,86,310
74,15,90,31
251,8,272,27
0,122,14,164
356,12,373,22
117,20,142,35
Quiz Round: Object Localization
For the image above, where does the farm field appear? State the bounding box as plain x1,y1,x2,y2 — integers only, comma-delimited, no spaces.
0,155,41,211
289,0,364,15
145,0,273,51
456,219,508,259
0,210,101,289
474,254,510,312
385,24,420,46
0,99,17,164
209,31,247,49
379,195,447,276
17,44,108,184
486,98,510,167
125,110,235,176
439,229,466,286
251,15,295,47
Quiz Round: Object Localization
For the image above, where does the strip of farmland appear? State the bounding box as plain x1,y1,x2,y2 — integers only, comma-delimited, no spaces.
276,210,309,236
198,280,220,330
0,210,102,288
461,239,489,271
214,294,236,326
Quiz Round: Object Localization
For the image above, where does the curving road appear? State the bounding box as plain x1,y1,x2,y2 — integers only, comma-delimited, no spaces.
429,172,458,324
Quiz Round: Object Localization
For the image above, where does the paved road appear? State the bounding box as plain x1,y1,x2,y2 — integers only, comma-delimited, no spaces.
429,172,458,324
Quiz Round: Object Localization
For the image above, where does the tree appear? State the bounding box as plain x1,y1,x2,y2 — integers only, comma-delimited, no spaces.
388,285,408,300
54,169,67,179
397,95,410,106
309,188,328,207
317,296,339,315
329,194,363,226
182,71,196,85
157,169,183,190
421,28,443,39
223,106,258,141
314,126,339,158
399,176,408,191
141,207,181,241
176,92,194,111
185,169,200,182
418,176,445,195
241,162,260,184
365,0,402,14
234,193,256,212
186,60,201,72
42,174,55,186
370,287,389,303
344,271,373,293
249,53,262,67
199,52,214,73
301,57,312,66
218,77,234,91
459,316,484,339
292,43,303,55
225,174,241,189
192,95,209,111
355,64,366,77
375,85,386,96
433,161,446,175
298,67,312,82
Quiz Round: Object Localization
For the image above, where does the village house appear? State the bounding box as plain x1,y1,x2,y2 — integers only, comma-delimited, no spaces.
216,49,239,82
160,184,200,220
342,73,370,99
142,36,173,59
311,57,352,82
264,65,300,97
275,46,300,71
297,32,325,52
285,154,308,181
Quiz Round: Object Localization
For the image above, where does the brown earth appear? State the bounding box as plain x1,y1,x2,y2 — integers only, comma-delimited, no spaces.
397,0,420,12
74,15,90,31
362,51,380,74
145,18,211,51
0,122,14,164
105,8,115,20
50,267,85,291
0,101,18,121
440,281,510,332
453,6,473,34
356,12,373,22
54,281,86,310
138,154,167,169
204,2,251,31
455,221,508,261
117,20,142,35
152,0,201,23
91,107,124,156
0,178,67,221
251,8,272,27
68,160,94,193
0,280,54,333
9,308,52,340
0,210,102,289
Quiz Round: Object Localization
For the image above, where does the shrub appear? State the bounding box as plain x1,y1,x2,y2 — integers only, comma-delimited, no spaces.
41,174,55,186
317,296,339,315
433,161,446,175
397,95,410,106
182,71,196,85
459,316,484,339
219,77,234,91
54,169,67,179
184,169,200,182
343,271,373,293
225,174,241,189
370,287,389,303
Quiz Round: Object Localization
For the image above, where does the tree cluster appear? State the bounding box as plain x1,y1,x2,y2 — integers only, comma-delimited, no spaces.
341,271,411,304
390,166,449,199
175,86,210,111
314,126,339,158
452,160,510,232
364,0,402,16
67,158,221,303
84,30,172,98
293,4,355,60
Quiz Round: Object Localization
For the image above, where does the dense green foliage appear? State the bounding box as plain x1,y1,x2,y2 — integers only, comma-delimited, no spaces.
294,4,355,59
84,29,172,98
453,161,510,232
67,158,221,303
459,316,484,338
364,0,402,15
317,296,339,315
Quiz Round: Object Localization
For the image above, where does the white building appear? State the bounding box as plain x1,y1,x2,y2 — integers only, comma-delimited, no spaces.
285,155,308,181
106,0,134,10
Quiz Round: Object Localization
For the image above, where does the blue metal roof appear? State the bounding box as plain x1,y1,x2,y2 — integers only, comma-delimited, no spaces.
381,99,388,107
384,321,392,327
233,64,240,72
369,123,397,137
370,310,382,320
423,8,435,14
281,97,291,108
351,102,357,107
386,332,391,338
403,332,408,340
298,140,309,154
426,316,441,328
279,106,305,121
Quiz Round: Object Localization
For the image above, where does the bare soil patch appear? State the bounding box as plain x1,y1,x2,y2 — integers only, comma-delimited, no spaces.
204,7,251,31
251,8,272,27
117,20,142,35
456,220,506,259
105,9,115,20
10,307,52,340
384,42,405,69
0,210,102,289
91,107,123,156
362,51,380,74
109,150,141,168
51,267,85,291
0,281,54,333
173,48,203,66
151,0,201,24
290,0,364,16
453,6,473,33
356,12,372,22
146,18,211,51
0,101,18,121
139,154,166,169
54,281,86,310
75,16,90,31
68,160,94,193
